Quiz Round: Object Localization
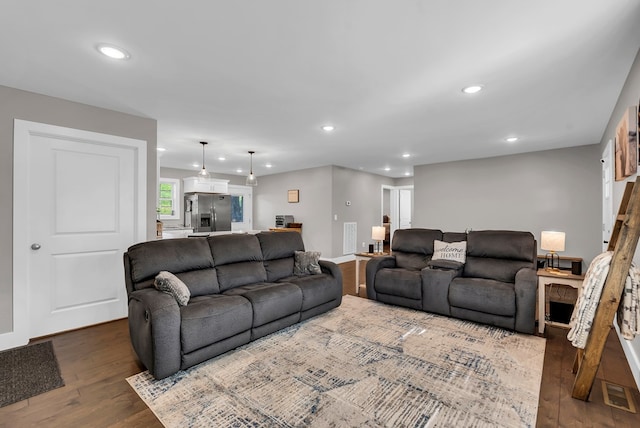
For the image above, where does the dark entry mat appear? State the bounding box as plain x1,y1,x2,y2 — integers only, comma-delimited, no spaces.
0,341,65,407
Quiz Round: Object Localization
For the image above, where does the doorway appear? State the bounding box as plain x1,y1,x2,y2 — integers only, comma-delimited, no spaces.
381,185,413,247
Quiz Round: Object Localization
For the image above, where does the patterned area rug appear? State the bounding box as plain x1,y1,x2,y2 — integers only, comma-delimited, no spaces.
128,295,545,427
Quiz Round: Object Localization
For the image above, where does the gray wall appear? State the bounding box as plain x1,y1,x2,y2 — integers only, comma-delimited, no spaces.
253,165,398,258
331,166,395,256
413,144,602,265
598,47,640,386
255,166,334,256
0,85,157,335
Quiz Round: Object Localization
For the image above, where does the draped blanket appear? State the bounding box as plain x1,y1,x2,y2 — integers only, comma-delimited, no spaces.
567,251,640,348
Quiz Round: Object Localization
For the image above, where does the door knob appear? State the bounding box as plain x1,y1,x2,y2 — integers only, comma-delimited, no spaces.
31,243,41,250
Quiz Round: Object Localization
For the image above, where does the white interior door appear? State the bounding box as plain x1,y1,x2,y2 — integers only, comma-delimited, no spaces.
399,189,412,229
602,139,613,251
228,185,253,232
13,120,146,340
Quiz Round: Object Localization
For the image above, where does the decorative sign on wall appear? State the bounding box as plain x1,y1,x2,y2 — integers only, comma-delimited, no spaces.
614,106,637,181
288,189,299,203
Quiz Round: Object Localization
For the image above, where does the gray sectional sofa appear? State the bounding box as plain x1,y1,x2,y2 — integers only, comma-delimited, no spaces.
366,229,537,334
123,231,343,379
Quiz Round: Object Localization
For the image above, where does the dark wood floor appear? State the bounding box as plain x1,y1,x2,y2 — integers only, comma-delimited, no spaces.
1,260,638,427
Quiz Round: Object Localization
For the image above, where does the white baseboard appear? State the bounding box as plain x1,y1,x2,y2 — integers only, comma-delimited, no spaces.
614,321,640,390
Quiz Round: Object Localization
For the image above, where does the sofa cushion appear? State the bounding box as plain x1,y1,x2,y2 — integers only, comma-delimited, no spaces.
464,230,535,283
432,240,467,263
180,295,253,353
208,234,263,265
392,228,443,254
280,274,339,311
127,238,214,287
257,231,305,260
466,230,535,262
464,258,533,283
216,261,267,291
449,277,515,317
293,251,322,275
375,268,422,300
172,268,220,297
263,258,294,282
394,252,431,270
223,282,303,327
154,271,191,306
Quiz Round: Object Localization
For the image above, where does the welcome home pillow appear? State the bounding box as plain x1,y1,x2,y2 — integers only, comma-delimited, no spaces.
154,271,190,306
294,251,322,275
432,240,467,263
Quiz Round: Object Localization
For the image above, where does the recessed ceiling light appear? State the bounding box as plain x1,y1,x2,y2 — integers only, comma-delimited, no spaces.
402,153,410,158
265,163,272,168
218,156,226,161
506,137,519,143
192,163,200,168
404,172,411,176
236,168,243,173
462,85,483,94
156,147,166,152
96,43,131,60
321,125,335,132
384,167,391,172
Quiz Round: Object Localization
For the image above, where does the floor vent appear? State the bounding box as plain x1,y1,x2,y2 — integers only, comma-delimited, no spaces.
602,381,636,413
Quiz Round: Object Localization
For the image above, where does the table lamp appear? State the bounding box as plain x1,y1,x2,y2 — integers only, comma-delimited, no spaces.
541,231,565,271
371,226,386,254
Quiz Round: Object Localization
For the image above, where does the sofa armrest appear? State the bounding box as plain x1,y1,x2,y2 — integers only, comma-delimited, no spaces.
427,259,465,271
319,259,343,284
514,267,537,334
421,264,462,316
365,256,396,300
128,288,182,379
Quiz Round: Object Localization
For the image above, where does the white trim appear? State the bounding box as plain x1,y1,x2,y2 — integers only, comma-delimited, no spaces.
614,318,640,390
158,177,181,220
2,119,147,351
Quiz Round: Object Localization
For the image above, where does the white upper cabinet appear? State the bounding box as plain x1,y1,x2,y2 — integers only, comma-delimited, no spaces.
183,176,229,194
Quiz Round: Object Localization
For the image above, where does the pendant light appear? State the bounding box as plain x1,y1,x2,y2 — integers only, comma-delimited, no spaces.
198,141,210,181
246,150,258,186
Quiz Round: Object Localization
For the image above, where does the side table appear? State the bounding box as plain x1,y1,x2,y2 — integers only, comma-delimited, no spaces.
354,252,388,294
537,269,585,334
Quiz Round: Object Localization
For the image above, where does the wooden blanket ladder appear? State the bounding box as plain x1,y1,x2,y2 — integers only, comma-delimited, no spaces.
572,177,640,400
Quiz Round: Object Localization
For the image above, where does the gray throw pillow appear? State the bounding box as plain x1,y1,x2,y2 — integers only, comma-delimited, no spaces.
294,251,322,275
154,271,190,306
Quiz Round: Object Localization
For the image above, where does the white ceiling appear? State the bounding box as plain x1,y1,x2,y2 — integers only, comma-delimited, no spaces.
2,1,639,178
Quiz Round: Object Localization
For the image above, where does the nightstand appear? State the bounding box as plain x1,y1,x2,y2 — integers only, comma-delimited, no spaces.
537,269,585,334
354,252,388,294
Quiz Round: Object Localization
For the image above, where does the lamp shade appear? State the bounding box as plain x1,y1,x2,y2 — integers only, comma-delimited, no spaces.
372,226,386,241
541,231,565,252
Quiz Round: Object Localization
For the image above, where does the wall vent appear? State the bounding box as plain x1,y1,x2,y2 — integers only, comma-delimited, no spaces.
343,222,357,255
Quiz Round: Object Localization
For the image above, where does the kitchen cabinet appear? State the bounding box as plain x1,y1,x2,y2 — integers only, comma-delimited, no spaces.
183,177,229,194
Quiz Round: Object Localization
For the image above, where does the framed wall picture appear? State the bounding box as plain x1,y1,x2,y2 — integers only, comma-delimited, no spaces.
614,106,637,181
288,189,299,203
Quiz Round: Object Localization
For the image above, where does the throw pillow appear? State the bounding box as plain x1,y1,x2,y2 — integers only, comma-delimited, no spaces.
154,271,190,306
294,251,322,275
432,240,467,263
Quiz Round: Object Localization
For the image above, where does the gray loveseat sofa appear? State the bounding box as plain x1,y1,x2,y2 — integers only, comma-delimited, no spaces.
123,231,343,379
366,229,537,334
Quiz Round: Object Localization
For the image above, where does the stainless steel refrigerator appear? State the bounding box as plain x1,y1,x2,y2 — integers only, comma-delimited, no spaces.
184,193,232,232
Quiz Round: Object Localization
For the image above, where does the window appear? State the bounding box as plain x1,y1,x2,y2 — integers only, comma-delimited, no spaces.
158,178,180,220
231,195,244,223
